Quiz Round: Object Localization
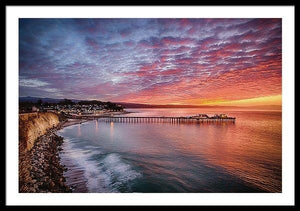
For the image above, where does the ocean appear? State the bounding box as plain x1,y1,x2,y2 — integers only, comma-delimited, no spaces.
58,108,282,193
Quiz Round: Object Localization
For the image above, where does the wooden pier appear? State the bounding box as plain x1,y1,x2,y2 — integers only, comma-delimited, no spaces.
96,116,235,124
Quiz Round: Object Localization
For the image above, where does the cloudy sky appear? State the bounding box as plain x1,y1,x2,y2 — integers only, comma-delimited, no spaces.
19,18,282,106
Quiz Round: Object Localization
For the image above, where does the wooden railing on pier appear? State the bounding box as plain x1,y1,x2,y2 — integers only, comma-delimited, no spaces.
65,113,236,124
96,116,235,124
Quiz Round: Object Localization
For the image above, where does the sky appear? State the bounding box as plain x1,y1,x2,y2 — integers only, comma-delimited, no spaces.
19,18,282,106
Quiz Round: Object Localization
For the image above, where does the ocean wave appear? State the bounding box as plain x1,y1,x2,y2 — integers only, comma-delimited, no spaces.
61,138,141,192
100,153,142,191
61,138,109,192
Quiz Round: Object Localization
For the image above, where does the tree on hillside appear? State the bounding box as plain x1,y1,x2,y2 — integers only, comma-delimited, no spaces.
105,101,124,111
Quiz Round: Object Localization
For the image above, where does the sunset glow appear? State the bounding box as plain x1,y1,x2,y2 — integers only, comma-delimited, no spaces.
19,18,282,107
200,95,282,106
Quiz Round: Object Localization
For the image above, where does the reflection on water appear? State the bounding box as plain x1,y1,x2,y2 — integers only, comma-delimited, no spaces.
110,122,114,141
77,124,81,137
59,108,281,193
95,120,98,134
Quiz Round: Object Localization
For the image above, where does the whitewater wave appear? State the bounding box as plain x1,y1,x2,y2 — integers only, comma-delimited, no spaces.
99,153,142,192
61,138,141,192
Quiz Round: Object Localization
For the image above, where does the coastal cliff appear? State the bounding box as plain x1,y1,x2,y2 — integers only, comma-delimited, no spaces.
19,112,71,192
19,112,60,151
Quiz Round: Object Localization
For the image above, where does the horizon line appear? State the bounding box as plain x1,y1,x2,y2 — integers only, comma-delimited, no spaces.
19,95,282,109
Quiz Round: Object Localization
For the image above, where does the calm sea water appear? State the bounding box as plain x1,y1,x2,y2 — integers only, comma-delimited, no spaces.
58,108,282,193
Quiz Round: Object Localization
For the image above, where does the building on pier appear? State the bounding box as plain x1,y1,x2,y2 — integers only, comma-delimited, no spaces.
219,114,228,118
193,114,209,119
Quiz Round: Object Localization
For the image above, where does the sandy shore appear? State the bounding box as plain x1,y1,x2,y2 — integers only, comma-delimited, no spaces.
62,118,91,128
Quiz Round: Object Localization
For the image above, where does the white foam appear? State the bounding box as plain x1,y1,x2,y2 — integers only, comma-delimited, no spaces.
61,138,109,192
103,153,142,181
61,138,141,192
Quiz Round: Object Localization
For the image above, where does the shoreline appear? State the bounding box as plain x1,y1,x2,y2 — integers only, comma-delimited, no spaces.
61,118,91,128
60,109,132,128
19,122,72,192
19,110,130,193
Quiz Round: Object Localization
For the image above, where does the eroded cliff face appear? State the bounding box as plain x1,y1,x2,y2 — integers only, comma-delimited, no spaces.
19,112,71,192
19,112,60,151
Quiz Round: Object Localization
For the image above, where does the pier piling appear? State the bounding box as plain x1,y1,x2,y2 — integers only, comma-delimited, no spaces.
96,116,235,124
